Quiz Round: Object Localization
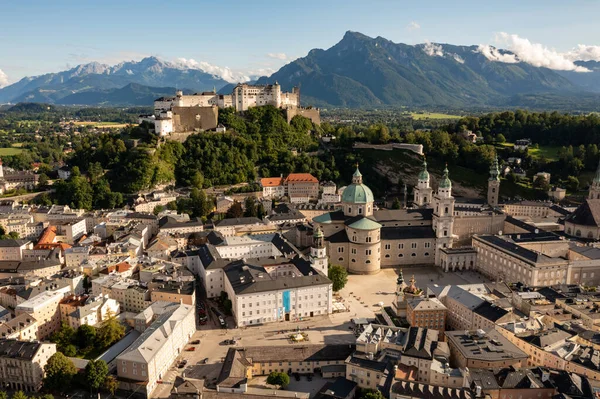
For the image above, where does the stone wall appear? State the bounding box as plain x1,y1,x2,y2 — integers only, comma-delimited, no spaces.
285,107,321,125
171,106,218,132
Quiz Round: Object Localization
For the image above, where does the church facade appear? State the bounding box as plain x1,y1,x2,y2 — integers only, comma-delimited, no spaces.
313,159,507,274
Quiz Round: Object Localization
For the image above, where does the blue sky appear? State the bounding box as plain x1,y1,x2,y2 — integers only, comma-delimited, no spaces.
1,0,599,85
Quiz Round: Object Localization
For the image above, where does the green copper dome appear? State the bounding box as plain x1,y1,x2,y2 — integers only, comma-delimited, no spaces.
342,166,374,204
342,183,375,204
439,165,452,189
418,159,430,181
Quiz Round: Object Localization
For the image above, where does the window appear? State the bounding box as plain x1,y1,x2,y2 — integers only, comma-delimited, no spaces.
366,250,372,255
411,243,417,249
351,248,357,254
399,254,404,258
385,244,391,250
338,247,344,253
366,237,372,243
398,244,404,249
411,253,416,257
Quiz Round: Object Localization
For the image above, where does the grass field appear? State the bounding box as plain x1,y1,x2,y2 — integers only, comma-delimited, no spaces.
0,148,24,156
73,121,131,128
409,112,462,120
528,146,561,161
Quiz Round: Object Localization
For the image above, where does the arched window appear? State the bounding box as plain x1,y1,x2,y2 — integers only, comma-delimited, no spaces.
338,257,343,262
399,254,404,258
385,254,390,258
589,232,595,239
567,228,572,234
576,230,581,237
366,260,371,264
358,207,363,214
411,253,416,257
424,252,430,256
351,259,356,263
445,207,449,214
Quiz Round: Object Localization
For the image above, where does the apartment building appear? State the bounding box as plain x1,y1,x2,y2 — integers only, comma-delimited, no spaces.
149,280,195,306
260,177,285,199
446,329,528,369
0,339,57,392
0,239,33,261
15,291,64,340
116,302,195,396
406,297,447,333
285,173,319,203
0,314,38,341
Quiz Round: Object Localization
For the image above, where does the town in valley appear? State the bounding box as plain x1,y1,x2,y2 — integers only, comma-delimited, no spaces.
2,3,600,399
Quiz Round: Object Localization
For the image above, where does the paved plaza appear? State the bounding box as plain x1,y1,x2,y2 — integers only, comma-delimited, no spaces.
152,266,491,398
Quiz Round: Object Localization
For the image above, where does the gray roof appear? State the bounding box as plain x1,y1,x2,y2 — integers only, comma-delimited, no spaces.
445,329,528,362
0,239,30,247
215,217,263,227
474,235,562,265
0,339,43,360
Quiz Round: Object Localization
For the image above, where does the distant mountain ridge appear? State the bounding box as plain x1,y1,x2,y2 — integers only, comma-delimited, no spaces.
0,57,232,104
3,31,600,109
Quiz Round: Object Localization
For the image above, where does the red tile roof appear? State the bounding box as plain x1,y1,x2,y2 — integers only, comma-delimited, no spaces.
260,177,283,187
285,173,318,183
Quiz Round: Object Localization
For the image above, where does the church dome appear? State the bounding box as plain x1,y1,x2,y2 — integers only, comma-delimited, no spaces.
342,167,374,204
439,165,452,189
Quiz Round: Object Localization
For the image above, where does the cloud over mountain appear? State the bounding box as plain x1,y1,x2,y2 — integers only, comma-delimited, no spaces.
174,58,249,83
478,33,591,72
0,69,8,88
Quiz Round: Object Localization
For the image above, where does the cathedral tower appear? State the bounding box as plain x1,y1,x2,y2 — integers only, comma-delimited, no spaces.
433,165,455,266
589,159,600,200
488,156,500,207
310,227,328,275
413,158,433,206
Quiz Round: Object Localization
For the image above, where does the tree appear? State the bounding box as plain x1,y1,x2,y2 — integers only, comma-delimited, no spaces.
44,352,77,392
225,201,244,219
359,389,384,399
392,198,401,209
77,324,97,349
533,175,550,192
11,392,28,399
153,205,165,215
62,344,77,357
50,321,75,354
104,375,118,396
496,133,506,144
328,265,348,292
41,395,54,399
85,359,109,391
0,392,7,399
244,196,257,217
566,176,579,192
38,173,49,187
96,311,125,348
266,371,290,387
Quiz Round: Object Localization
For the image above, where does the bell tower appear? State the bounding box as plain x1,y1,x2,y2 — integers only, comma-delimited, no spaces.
488,156,500,207
413,158,433,206
433,165,455,266
589,159,600,200
310,227,328,275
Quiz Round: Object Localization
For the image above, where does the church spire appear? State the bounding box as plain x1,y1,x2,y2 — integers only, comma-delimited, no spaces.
439,164,452,189
489,156,500,181
352,164,363,184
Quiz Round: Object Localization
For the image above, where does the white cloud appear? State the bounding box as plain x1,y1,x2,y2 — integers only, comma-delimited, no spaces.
174,58,251,83
478,32,590,72
423,41,444,57
267,53,288,61
406,21,420,31
452,54,465,64
564,44,600,62
0,69,8,88
476,44,519,64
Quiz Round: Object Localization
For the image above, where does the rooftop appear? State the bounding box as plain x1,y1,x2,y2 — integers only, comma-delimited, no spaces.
445,329,528,362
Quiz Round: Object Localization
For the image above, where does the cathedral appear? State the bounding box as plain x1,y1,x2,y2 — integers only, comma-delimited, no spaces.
313,158,506,274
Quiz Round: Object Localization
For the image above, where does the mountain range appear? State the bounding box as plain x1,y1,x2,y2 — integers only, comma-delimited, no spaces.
2,31,600,109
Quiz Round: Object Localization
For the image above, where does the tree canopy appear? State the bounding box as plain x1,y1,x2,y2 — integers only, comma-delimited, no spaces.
328,265,348,292
43,352,77,392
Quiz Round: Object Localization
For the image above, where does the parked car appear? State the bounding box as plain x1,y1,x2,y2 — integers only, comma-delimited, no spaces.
186,347,196,351
191,340,200,345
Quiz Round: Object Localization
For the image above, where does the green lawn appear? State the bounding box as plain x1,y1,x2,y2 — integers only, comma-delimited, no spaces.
0,148,24,156
409,112,462,120
528,146,561,161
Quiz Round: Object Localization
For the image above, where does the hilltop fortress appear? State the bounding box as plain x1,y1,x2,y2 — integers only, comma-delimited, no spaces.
141,83,320,136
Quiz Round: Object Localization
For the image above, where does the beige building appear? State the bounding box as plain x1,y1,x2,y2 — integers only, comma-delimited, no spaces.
406,297,447,334
0,239,33,261
285,173,319,202
116,302,195,396
149,281,196,306
446,329,527,369
0,339,56,392
0,314,38,341
15,291,64,340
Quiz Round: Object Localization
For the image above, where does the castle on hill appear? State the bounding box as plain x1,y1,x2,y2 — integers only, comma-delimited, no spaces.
141,83,320,136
